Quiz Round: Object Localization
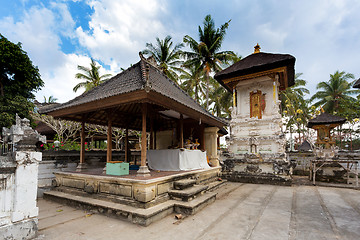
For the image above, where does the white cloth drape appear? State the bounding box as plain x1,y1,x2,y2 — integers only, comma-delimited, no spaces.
147,149,210,171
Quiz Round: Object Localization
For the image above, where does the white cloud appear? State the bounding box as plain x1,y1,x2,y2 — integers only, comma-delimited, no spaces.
0,3,88,103
255,23,288,51
35,53,115,103
1,0,359,105
76,0,167,71
0,0,166,103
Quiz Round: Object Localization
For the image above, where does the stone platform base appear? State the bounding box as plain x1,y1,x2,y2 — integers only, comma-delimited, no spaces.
44,180,225,226
221,154,294,186
0,218,38,240
222,172,292,186
44,167,226,226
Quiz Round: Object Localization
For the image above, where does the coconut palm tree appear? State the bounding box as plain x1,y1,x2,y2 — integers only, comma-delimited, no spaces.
281,73,310,146
179,63,205,103
310,70,358,115
208,77,232,118
73,58,112,93
43,95,58,103
142,35,184,82
281,73,309,110
183,14,235,110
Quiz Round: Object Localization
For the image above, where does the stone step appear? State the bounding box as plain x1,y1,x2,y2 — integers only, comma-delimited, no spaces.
207,179,227,192
174,192,217,215
43,189,218,226
169,185,208,201
174,179,197,190
53,186,169,209
43,190,174,226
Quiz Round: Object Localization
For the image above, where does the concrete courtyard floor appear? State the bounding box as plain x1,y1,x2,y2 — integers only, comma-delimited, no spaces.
35,183,360,240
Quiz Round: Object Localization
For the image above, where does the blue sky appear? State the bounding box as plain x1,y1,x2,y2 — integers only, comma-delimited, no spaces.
1,0,360,103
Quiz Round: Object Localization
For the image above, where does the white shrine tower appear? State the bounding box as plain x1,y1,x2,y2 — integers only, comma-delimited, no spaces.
214,44,296,184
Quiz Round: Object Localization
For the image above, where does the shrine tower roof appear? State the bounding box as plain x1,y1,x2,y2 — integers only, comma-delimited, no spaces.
307,112,346,128
214,45,295,92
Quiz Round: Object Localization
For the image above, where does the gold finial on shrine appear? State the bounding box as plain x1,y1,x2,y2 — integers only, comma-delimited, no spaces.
254,43,261,53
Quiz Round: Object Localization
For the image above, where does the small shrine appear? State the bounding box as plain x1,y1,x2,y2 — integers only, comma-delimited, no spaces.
307,112,358,186
307,112,346,157
214,44,296,184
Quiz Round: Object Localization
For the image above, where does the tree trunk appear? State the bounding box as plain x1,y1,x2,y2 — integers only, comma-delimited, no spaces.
339,126,342,150
0,77,4,97
205,70,210,110
195,84,198,103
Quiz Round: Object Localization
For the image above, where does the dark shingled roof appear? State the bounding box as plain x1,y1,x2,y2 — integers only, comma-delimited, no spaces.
42,62,144,113
353,78,360,89
218,127,228,136
214,52,295,91
307,112,346,128
41,56,227,126
297,140,312,152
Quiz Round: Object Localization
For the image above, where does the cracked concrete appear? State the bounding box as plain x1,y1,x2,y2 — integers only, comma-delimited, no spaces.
35,183,360,240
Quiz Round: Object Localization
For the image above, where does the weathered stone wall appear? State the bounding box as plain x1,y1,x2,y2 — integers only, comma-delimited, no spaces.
0,115,44,239
289,151,360,181
288,151,314,175
221,154,293,186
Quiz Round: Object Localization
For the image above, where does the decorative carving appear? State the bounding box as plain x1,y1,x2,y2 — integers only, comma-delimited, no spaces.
245,164,262,173
2,114,46,152
250,90,262,119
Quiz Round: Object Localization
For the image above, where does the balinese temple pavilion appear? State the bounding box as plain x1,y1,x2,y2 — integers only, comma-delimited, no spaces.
41,53,227,175
214,44,296,185
41,54,228,225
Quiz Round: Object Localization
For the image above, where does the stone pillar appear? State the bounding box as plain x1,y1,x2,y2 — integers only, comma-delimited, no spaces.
204,127,219,167
0,114,45,240
12,151,42,222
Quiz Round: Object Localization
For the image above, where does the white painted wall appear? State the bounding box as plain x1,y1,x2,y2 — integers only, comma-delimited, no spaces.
229,76,285,155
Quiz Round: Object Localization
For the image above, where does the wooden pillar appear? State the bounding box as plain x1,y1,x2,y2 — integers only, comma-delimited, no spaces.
125,128,128,162
76,121,87,171
141,104,147,165
180,114,184,148
150,117,154,150
200,124,205,151
80,121,85,164
154,130,157,150
107,118,112,163
137,103,150,176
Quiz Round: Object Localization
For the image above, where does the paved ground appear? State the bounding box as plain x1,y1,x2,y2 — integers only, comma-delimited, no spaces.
35,183,360,240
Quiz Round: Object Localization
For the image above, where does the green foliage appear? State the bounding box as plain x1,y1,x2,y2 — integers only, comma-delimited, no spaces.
179,63,205,103
0,34,43,129
73,58,112,93
43,95,58,103
0,34,43,99
183,14,235,110
142,35,184,82
281,73,312,144
43,140,81,151
208,77,232,118
310,70,359,116
0,95,35,128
